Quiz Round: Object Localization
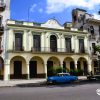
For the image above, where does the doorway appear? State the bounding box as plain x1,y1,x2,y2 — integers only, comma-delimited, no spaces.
29,61,37,78
14,61,22,79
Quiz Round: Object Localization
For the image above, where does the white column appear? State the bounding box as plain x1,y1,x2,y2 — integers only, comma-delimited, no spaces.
41,33,45,51
88,63,92,73
60,60,64,72
75,36,78,53
84,36,88,53
28,31,32,51
26,63,30,79
23,30,27,51
75,60,77,69
4,64,10,81
71,36,75,52
61,35,65,52
44,62,47,79
8,29,13,50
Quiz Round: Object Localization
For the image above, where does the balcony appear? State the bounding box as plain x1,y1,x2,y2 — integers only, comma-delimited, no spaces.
0,25,4,36
89,35,96,40
12,45,24,52
0,2,6,12
31,47,75,54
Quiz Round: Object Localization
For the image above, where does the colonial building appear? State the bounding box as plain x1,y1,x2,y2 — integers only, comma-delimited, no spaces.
71,8,100,74
1,19,91,81
0,0,10,80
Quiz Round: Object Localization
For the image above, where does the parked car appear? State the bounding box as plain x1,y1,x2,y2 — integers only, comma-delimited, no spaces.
47,73,78,84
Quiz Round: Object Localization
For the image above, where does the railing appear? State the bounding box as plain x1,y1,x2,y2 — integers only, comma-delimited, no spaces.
0,1,6,11
31,47,75,53
89,35,96,40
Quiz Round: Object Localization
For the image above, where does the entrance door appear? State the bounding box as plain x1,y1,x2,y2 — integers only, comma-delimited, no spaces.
14,61,22,79
47,61,53,76
29,61,37,78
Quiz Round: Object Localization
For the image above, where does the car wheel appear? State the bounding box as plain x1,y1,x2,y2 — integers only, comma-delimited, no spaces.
52,80,57,84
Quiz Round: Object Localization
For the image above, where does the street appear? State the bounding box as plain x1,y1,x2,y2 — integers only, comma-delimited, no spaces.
0,81,100,100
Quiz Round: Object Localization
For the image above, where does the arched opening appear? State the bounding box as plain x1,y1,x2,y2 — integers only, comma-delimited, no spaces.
63,57,75,74
0,57,4,80
92,59,98,75
29,56,45,78
47,56,60,76
10,56,26,79
77,57,88,75
50,35,57,52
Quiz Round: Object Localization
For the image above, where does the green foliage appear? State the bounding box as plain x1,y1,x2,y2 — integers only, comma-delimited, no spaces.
53,66,63,75
94,45,100,52
70,69,84,76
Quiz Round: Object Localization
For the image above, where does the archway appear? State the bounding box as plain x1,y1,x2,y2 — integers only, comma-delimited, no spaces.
77,57,88,75
47,56,60,76
29,56,45,78
10,56,26,79
63,57,75,73
91,59,98,74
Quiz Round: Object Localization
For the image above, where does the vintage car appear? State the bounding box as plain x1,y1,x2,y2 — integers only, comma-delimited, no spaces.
47,73,78,84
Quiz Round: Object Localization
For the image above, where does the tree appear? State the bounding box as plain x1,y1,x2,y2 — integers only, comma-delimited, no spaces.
94,45,100,52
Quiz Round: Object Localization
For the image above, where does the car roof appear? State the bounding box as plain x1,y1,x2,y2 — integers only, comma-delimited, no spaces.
57,73,70,75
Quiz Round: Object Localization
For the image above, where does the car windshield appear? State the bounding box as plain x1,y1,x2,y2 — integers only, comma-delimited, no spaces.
57,73,70,76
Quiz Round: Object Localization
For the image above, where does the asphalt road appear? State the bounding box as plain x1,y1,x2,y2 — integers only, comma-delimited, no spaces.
0,81,100,100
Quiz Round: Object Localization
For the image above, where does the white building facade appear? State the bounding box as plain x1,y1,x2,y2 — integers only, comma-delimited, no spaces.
0,19,91,81
72,8,100,74
0,0,10,80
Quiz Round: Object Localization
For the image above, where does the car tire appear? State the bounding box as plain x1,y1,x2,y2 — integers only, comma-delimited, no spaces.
52,80,57,84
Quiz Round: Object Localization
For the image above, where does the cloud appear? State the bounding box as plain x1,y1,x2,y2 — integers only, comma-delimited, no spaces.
93,13,100,20
46,0,100,14
30,4,37,12
39,8,43,13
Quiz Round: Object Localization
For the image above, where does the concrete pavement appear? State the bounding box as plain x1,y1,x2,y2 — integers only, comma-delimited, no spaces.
0,76,87,87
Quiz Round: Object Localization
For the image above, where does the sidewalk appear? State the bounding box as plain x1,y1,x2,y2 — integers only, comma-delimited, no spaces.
0,76,87,87
0,79,46,87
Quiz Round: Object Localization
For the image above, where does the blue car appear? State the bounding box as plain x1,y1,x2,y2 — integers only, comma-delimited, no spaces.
47,73,78,84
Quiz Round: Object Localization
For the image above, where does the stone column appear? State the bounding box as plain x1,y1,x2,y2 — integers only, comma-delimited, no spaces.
60,60,64,72
26,63,30,79
61,35,65,52
44,62,47,79
88,63,92,73
4,64,10,81
75,60,77,69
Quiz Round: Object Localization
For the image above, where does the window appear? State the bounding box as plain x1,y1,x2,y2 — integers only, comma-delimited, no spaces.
33,35,41,51
65,37,71,53
99,26,100,36
0,16,2,26
0,37,2,49
79,39,85,53
15,33,23,51
50,35,57,52
94,61,98,67
92,43,96,54
90,26,94,35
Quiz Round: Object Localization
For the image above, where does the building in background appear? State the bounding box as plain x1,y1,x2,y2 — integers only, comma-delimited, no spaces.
0,0,10,79
71,8,100,75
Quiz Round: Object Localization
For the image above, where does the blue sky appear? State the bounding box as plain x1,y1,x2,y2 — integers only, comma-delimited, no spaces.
10,0,100,25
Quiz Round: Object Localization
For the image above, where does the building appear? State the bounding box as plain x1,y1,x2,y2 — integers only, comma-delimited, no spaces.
71,8,100,75
1,18,91,81
0,0,10,80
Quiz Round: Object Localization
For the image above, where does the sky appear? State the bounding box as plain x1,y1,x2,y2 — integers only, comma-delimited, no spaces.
10,0,100,25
